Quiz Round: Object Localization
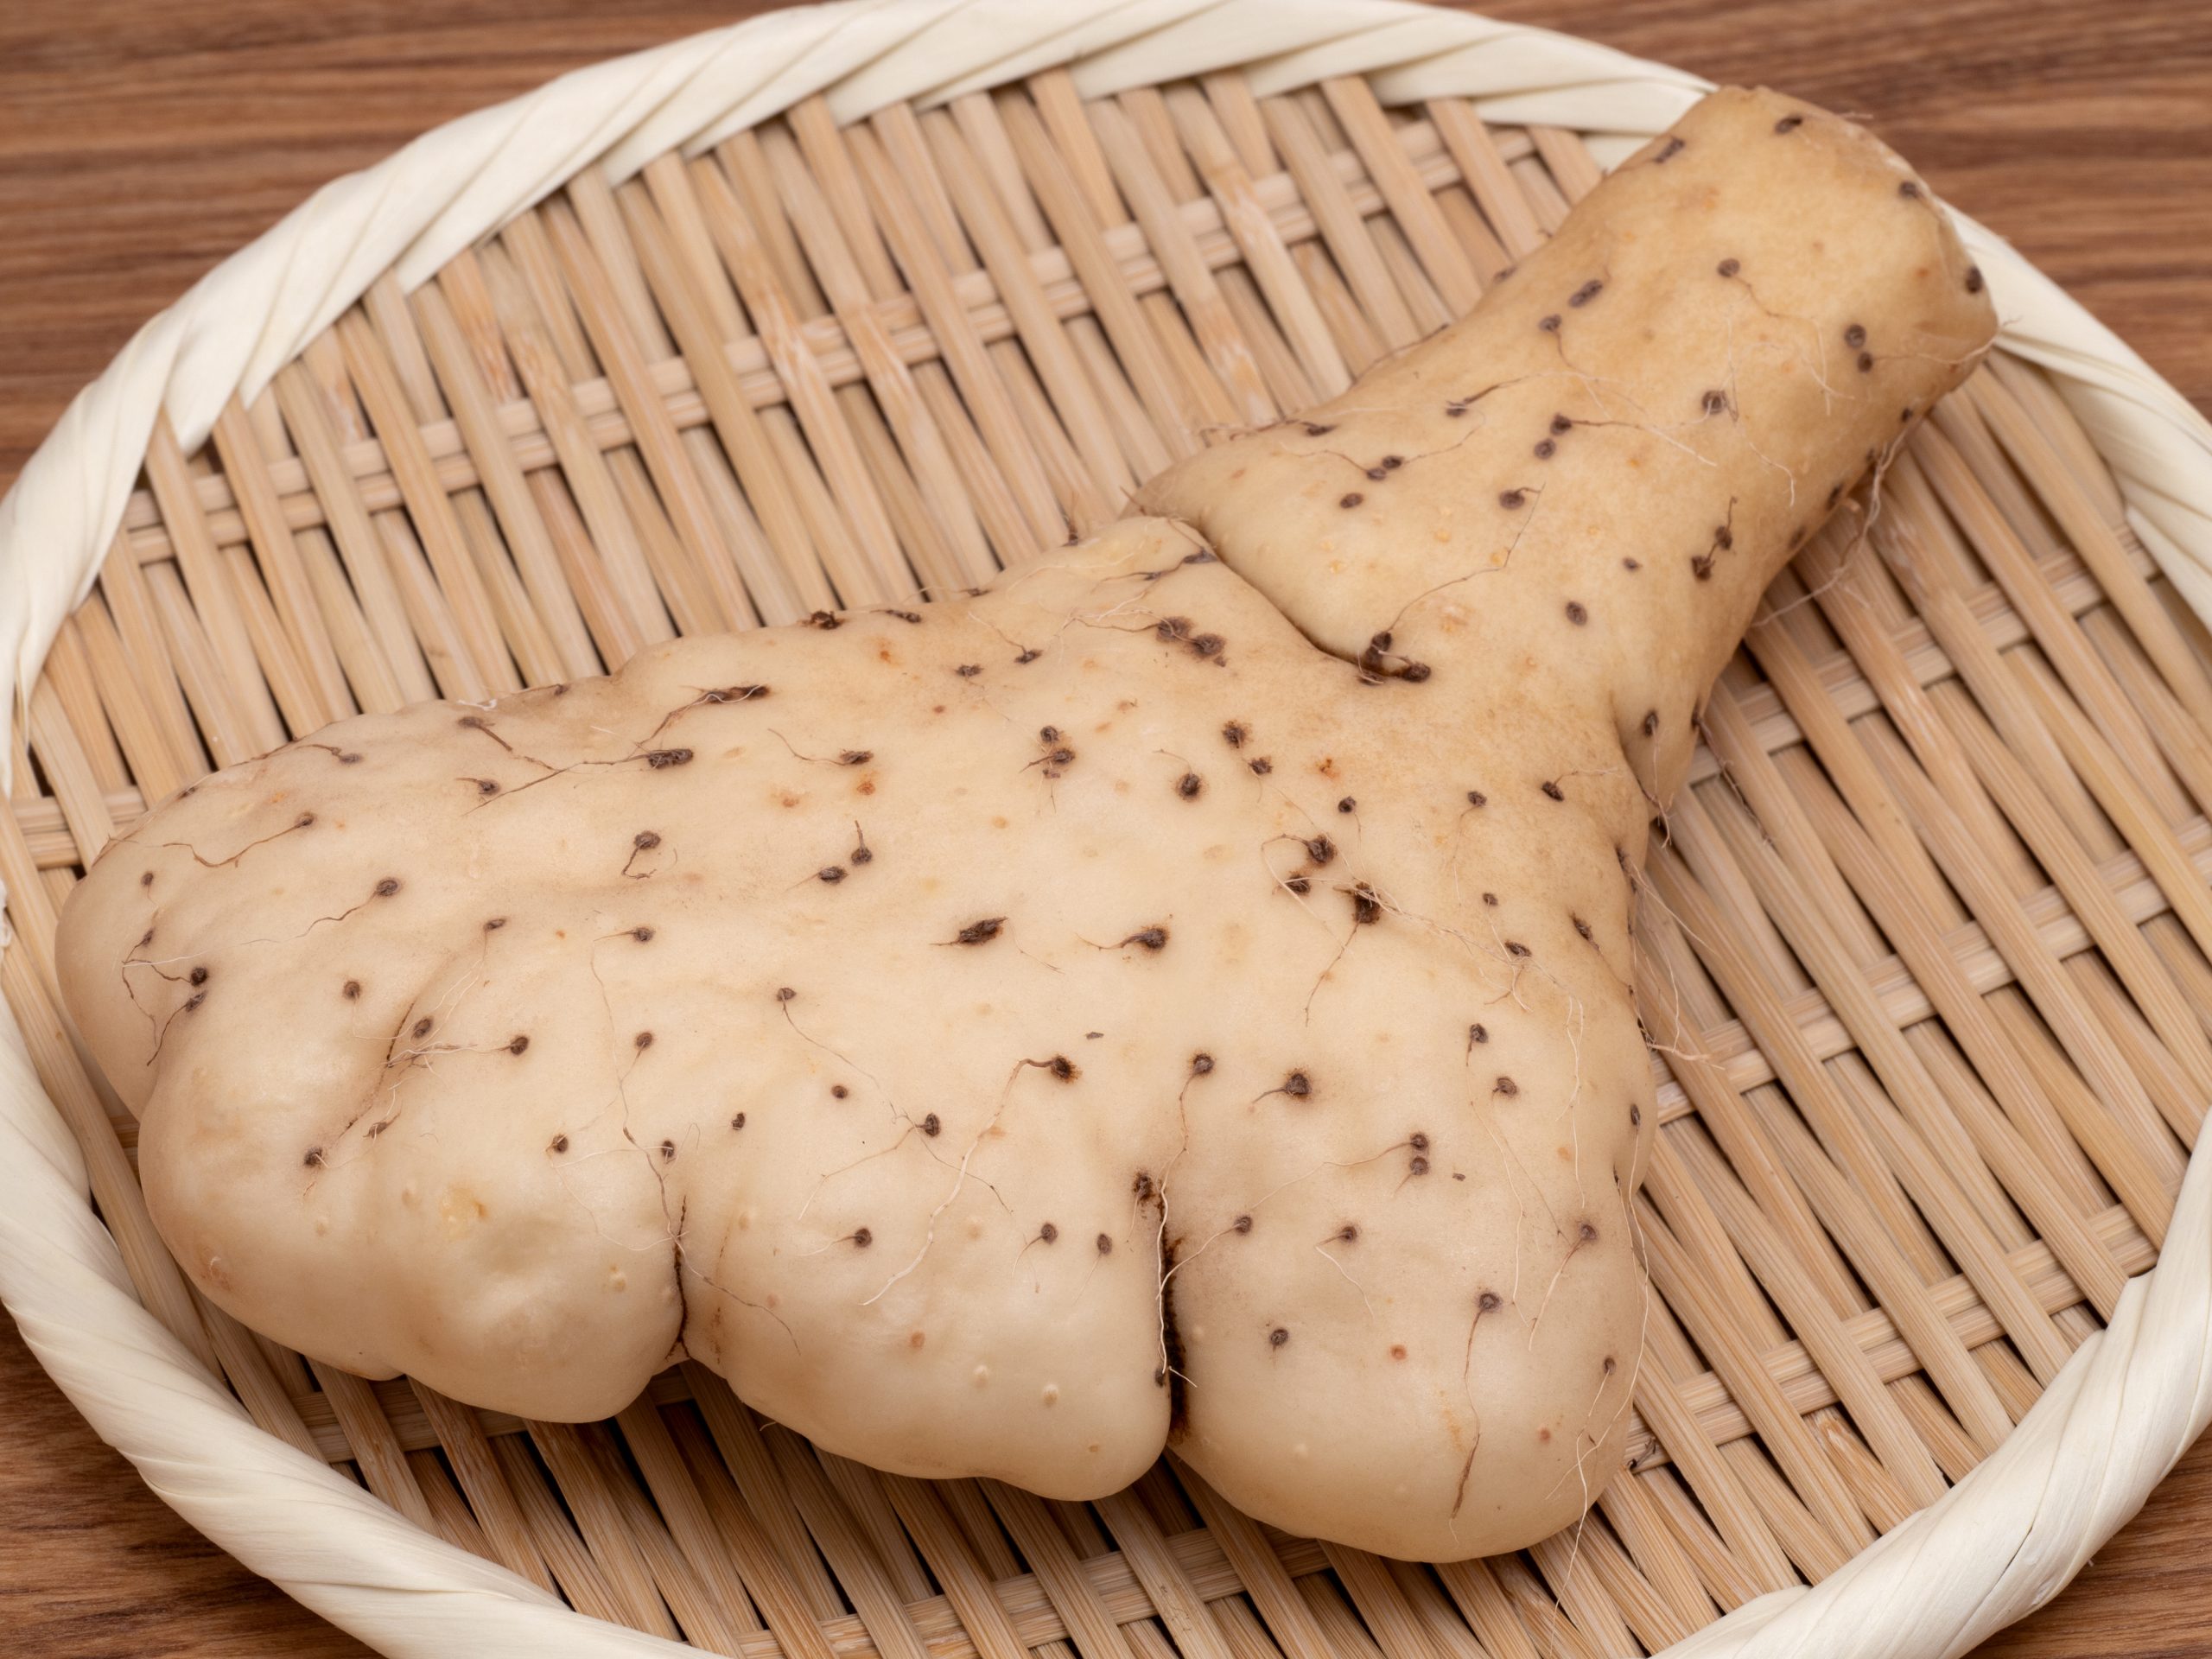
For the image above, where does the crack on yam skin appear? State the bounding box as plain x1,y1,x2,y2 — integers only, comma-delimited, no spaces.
1157,1232,1188,1436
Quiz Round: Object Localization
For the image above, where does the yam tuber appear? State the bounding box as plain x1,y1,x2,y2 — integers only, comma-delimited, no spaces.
59,87,1994,1560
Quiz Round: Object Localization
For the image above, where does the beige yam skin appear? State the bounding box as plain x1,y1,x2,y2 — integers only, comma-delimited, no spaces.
58,86,1993,1562
63,526,1647,1553
1135,87,1993,1550
1142,86,1996,807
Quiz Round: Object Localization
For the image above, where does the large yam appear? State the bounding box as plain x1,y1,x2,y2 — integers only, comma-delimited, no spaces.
60,86,1994,1560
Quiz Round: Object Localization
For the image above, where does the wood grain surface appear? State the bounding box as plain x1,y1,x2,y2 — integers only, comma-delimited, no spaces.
1,3,2208,1656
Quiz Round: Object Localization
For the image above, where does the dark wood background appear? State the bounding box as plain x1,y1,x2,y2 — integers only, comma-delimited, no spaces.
1,3,2207,1654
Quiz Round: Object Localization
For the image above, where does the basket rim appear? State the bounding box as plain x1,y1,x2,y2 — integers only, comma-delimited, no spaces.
1,3,2209,1656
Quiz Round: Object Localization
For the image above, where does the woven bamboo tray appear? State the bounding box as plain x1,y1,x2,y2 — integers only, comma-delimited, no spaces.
5,3,2212,1656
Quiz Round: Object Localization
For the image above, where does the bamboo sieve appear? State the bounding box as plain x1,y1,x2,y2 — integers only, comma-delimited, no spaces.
3,3,2210,1656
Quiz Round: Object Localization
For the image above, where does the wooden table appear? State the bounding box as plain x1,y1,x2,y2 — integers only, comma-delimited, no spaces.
2,3,2207,1654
